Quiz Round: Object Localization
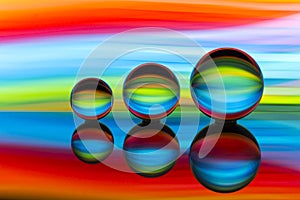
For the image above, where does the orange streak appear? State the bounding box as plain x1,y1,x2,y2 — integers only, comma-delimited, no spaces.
0,1,296,40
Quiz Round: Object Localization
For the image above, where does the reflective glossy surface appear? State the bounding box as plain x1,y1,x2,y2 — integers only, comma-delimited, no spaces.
71,121,114,163
189,122,261,193
124,121,179,177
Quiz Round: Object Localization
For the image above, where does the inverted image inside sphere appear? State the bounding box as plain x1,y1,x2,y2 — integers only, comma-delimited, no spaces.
123,122,179,177
190,48,264,120
189,123,261,193
123,63,180,120
71,121,114,164
71,78,113,120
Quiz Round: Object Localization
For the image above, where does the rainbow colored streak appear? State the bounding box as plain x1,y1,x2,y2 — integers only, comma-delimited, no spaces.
0,0,300,199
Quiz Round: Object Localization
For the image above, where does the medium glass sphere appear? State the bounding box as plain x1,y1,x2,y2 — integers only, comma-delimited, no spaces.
123,63,180,119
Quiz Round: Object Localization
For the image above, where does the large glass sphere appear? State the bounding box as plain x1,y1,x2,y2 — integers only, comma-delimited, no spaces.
190,48,264,120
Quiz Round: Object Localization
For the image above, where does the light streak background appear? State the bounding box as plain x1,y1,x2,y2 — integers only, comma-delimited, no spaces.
0,0,300,199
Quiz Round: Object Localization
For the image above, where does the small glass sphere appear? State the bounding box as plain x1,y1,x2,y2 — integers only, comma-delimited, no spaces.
123,63,180,119
71,121,114,164
190,48,264,120
71,78,113,120
123,121,179,177
189,122,261,193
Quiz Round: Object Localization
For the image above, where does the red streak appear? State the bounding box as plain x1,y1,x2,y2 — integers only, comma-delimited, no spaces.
0,144,299,199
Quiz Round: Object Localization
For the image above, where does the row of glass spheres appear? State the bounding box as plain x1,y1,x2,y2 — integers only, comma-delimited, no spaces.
70,47,264,193
71,48,264,121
